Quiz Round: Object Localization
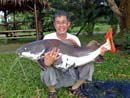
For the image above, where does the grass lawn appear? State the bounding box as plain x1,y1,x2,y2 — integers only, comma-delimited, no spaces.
0,42,130,98
0,25,130,98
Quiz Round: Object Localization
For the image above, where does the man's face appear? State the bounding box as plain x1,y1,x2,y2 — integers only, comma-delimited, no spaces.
54,16,70,34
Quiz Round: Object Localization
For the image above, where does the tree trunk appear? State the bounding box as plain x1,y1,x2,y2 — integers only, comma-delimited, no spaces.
107,0,130,52
107,0,130,32
119,0,130,32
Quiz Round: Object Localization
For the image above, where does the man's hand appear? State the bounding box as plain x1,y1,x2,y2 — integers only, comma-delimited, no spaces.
100,46,108,55
44,48,60,66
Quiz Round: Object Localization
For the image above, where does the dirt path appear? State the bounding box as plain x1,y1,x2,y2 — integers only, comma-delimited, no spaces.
0,43,23,53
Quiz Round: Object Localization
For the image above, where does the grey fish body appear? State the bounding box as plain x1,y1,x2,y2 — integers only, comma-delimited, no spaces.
16,39,99,57
16,39,100,70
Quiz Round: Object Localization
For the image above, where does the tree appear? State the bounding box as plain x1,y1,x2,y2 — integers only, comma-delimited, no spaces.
107,0,130,32
107,0,130,52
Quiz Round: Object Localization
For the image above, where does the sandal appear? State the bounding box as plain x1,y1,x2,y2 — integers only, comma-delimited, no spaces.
68,88,87,98
48,92,57,98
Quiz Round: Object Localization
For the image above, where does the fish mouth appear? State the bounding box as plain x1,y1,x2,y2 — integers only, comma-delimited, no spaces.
16,51,23,58
16,47,25,56
16,51,22,57
19,51,41,60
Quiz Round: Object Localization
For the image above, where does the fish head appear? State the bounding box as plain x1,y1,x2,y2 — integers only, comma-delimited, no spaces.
16,42,46,60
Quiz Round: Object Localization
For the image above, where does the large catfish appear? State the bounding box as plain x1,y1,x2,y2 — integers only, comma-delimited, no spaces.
16,28,116,70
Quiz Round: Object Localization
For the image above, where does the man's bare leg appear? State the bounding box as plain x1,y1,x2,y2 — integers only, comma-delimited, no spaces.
69,79,87,98
48,85,56,92
72,79,86,90
48,85,57,98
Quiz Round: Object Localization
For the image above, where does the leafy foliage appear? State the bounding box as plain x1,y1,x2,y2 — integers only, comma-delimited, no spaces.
41,0,118,36
122,33,130,53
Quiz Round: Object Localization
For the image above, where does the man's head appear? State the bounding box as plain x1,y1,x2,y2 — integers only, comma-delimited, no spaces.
53,10,70,35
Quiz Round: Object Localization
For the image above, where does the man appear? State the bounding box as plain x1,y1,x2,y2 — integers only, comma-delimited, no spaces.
40,10,96,98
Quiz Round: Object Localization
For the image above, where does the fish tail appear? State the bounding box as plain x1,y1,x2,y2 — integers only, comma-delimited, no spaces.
105,28,116,53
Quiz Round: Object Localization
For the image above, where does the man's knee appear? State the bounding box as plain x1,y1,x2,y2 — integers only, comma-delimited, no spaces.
40,67,57,86
78,63,94,80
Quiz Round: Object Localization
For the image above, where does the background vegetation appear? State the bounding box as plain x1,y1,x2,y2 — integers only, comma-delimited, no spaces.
0,0,130,98
0,39,130,98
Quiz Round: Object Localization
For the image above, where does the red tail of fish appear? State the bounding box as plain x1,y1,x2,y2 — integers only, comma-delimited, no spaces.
105,28,116,53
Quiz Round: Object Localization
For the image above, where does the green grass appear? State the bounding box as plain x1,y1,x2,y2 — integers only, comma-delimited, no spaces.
94,23,111,34
0,53,72,98
0,51,130,98
0,24,129,98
